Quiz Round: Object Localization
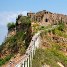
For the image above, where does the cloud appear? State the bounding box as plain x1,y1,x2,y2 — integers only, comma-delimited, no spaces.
0,11,27,44
0,11,27,26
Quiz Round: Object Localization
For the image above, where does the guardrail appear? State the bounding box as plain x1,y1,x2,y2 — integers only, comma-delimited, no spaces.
8,25,59,67
13,31,42,67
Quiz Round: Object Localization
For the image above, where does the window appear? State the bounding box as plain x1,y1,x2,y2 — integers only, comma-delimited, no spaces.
45,12,47,14
38,18,41,22
45,18,48,22
45,12,48,14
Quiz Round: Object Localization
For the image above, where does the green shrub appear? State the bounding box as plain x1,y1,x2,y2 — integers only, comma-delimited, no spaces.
19,46,26,55
58,23,65,31
7,31,26,53
0,54,13,66
7,22,15,30
19,16,31,24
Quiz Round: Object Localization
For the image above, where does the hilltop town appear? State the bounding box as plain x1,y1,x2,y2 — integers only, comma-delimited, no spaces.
27,10,67,25
0,10,67,67
8,10,67,37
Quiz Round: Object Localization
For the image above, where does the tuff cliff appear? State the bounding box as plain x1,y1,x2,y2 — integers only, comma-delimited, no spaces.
0,15,32,66
0,10,67,67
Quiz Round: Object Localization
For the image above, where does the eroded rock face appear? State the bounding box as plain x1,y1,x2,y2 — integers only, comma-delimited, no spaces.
52,36,67,43
57,62,64,67
52,36,67,52
7,28,16,37
42,62,64,67
41,31,67,52
42,64,50,67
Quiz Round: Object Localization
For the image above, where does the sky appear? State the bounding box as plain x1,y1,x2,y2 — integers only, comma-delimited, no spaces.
0,0,67,44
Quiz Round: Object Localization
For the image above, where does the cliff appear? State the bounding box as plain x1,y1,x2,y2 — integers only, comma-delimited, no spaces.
0,10,67,67
0,15,32,66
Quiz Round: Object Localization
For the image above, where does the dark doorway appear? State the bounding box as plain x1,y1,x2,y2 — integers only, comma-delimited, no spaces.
45,18,48,22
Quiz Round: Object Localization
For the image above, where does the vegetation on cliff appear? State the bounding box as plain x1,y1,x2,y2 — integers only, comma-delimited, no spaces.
0,16,32,66
0,54,13,66
0,13,67,67
7,22,16,30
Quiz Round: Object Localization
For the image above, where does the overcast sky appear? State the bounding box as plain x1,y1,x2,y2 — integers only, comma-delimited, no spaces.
0,0,67,44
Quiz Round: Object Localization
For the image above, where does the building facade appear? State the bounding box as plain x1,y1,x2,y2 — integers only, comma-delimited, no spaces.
27,10,67,25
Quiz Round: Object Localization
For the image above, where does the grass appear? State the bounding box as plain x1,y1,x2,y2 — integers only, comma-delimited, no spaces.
0,54,13,66
32,23,67,67
32,48,67,67
52,28,67,38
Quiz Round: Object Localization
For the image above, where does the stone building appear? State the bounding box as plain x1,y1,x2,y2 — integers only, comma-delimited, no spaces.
27,10,67,26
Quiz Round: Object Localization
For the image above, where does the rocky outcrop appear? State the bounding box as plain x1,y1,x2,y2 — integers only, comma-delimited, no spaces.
52,36,67,43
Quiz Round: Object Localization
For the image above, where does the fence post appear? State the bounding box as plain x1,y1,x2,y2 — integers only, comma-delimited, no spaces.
24,61,25,67
27,58,28,67
29,55,30,67
21,63,24,67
